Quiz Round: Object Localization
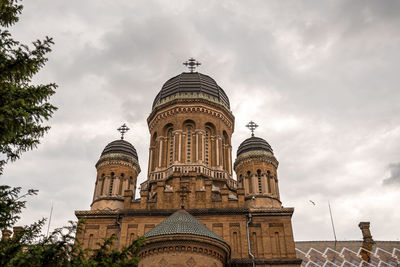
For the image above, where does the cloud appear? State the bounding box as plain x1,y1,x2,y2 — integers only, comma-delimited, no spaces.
383,163,400,186
2,0,400,241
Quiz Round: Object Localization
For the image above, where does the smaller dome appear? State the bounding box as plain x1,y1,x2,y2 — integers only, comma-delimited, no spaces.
101,139,138,159
237,136,273,156
144,210,225,243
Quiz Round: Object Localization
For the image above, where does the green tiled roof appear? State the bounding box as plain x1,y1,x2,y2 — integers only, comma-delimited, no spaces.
144,210,225,243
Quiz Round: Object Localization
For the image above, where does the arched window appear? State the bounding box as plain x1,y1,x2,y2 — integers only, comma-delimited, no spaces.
247,171,253,194
257,169,262,194
118,173,124,196
100,174,105,195
109,172,115,196
151,132,157,170
168,128,174,166
186,125,192,163
267,170,272,193
205,128,210,166
88,234,94,248
223,131,230,170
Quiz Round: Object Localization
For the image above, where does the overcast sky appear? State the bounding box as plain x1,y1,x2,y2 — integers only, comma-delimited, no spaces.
3,0,400,241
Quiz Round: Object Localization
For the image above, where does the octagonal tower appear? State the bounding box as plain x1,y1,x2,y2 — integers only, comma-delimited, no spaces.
91,129,141,211
145,60,235,197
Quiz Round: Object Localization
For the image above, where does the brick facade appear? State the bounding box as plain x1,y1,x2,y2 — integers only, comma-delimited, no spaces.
75,70,301,266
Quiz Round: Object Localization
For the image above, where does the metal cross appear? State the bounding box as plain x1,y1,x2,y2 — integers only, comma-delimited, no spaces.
183,58,201,72
117,123,130,140
246,121,258,137
177,179,191,209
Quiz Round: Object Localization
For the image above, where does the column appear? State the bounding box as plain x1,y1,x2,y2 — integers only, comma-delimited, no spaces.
228,146,232,175
148,149,153,175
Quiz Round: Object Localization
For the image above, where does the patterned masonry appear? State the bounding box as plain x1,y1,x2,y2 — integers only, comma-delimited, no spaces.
75,59,300,266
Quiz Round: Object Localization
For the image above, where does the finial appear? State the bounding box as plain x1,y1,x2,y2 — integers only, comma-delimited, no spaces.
246,120,258,137
117,123,130,140
183,58,201,73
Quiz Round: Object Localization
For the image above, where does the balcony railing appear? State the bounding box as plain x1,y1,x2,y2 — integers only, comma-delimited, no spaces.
140,165,237,190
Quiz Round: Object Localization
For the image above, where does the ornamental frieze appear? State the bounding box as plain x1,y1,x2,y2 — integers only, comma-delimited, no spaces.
148,104,234,132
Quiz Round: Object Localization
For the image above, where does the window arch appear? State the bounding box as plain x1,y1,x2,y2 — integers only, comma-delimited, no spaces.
267,170,272,193
247,171,253,194
100,173,105,196
168,128,174,166
205,127,210,166
109,172,115,196
257,169,262,194
185,124,193,164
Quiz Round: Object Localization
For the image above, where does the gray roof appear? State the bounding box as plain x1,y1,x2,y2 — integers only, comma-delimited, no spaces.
152,72,230,109
144,210,225,243
101,139,138,159
237,136,273,156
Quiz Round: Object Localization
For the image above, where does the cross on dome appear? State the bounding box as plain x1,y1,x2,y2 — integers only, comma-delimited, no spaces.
183,58,201,72
117,123,130,140
246,120,259,137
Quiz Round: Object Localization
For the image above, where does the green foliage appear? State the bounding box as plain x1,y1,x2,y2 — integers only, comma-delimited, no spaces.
0,217,145,267
0,185,37,231
0,0,57,174
0,2,145,266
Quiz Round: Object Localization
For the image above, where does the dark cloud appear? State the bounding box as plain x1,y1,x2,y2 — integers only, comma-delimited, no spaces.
383,163,400,186
2,0,400,241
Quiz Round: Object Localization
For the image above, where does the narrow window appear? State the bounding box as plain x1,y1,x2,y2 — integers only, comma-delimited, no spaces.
251,232,258,257
187,126,192,163
267,171,272,193
257,169,262,194
129,233,135,244
168,129,174,166
205,128,210,166
109,172,115,196
247,171,253,193
100,174,105,195
275,232,281,256
233,232,238,253
88,234,94,248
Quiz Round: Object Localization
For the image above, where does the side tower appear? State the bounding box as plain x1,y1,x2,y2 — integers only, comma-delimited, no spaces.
234,121,281,208
91,125,141,210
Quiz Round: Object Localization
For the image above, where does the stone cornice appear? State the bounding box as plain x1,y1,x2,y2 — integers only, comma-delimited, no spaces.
96,153,141,173
147,101,235,132
234,151,279,170
75,207,295,218
139,234,230,262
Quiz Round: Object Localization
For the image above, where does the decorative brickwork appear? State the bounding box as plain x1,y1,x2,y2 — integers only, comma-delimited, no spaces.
75,69,301,267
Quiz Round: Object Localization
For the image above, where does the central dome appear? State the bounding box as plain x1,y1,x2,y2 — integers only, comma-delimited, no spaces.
152,72,230,109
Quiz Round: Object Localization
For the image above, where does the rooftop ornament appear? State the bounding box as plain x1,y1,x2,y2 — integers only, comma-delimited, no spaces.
117,123,130,140
183,58,201,73
245,120,258,137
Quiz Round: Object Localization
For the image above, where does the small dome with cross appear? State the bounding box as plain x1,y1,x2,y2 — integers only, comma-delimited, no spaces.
100,123,138,160
101,139,138,159
237,120,273,156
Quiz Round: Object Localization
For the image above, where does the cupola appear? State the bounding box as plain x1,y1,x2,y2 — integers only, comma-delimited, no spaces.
234,121,281,208
91,124,141,210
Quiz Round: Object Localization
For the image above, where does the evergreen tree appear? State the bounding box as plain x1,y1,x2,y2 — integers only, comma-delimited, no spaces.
0,1,144,265
0,0,57,174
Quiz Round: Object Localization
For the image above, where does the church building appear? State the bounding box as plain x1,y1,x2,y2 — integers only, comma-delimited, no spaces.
75,58,302,267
